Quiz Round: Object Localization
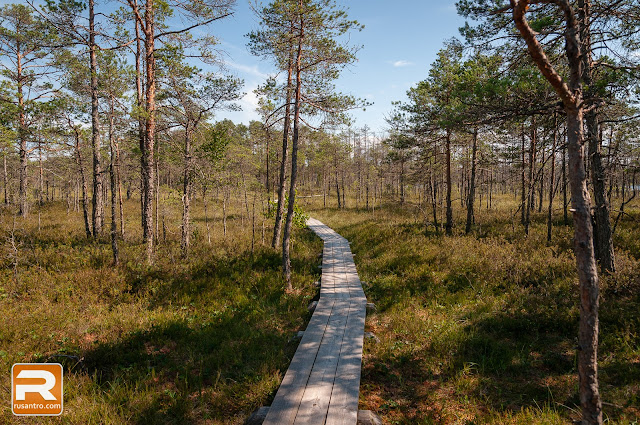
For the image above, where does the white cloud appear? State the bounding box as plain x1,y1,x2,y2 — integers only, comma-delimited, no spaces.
223,60,269,79
392,60,413,67
240,86,260,111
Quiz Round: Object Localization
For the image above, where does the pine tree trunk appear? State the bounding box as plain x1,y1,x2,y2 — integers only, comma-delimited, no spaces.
547,113,558,242
521,126,526,226
563,140,569,225
335,170,341,208
466,128,478,234
445,130,453,235
181,126,192,257
108,98,119,265
579,0,615,274
142,2,156,264
512,3,602,422
135,18,147,237
282,8,304,290
3,151,8,205
116,143,125,239
272,44,294,249
74,130,92,239
567,106,602,425
89,0,104,238
18,74,28,216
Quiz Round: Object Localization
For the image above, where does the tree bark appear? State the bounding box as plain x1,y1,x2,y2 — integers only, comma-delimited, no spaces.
142,0,156,264
579,0,615,273
466,128,478,234
282,4,304,289
73,129,92,239
445,129,453,235
181,125,192,257
547,113,558,242
521,125,526,226
3,151,8,205
89,0,104,238
108,98,119,265
135,16,147,238
525,117,537,235
17,51,28,217
116,143,125,238
512,2,602,423
271,34,294,249
563,137,569,225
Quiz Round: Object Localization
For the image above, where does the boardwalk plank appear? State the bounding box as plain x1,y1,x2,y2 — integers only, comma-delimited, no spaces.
263,218,366,425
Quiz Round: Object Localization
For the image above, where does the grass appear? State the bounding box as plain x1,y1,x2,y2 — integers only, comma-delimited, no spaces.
0,194,322,424
305,193,640,425
1,190,638,424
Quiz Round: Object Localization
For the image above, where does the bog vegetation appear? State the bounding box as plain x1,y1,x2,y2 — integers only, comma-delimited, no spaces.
0,0,639,424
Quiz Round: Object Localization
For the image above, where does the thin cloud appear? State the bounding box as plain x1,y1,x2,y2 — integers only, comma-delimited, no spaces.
392,60,413,67
224,60,269,79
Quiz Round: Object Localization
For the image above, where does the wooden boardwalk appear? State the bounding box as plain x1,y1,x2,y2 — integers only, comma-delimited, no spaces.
262,218,368,425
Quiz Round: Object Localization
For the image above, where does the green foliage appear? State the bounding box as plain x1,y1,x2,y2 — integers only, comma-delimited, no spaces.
265,192,309,229
199,122,232,163
529,15,557,33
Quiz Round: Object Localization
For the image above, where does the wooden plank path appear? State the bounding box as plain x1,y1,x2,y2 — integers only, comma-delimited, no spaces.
261,218,368,425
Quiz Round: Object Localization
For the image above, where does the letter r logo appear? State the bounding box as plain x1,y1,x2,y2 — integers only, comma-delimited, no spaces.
12,363,63,416
15,369,57,400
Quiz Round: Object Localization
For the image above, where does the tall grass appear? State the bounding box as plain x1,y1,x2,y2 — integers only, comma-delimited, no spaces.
307,194,639,425
0,194,321,424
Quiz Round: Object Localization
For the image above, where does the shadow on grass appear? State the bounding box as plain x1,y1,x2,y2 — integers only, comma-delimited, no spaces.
81,311,290,424
362,284,585,421
62,229,320,424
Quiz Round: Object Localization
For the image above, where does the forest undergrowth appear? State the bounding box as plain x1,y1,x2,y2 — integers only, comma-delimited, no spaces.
308,194,640,425
0,193,638,424
0,196,321,424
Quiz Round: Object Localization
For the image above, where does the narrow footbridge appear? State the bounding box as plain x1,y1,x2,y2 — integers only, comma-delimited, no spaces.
259,218,373,425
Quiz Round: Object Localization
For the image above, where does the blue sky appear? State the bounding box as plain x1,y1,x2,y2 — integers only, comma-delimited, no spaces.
0,0,468,133
214,0,468,133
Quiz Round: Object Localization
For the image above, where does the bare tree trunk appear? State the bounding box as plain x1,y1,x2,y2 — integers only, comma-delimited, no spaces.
272,43,294,249
563,137,569,225
430,154,439,230
399,156,405,204
567,106,602,425
282,9,304,290
203,186,211,244
74,131,92,239
89,0,104,238
155,143,159,242
466,128,478,234
525,117,537,235
265,125,271,215
547,113,558,242
181,126,192,257
335,171,341,208
579,0,615,273
108,98,119,265
341,170,346,208
3,151,7,205
251,192,256,255
528,117,537,214
135,16,147,238
521,125,526,226
512,3,602,423
142,1,156,264
116,143,125,239
222,188,227,238
18,77,28,217
445,129,453,235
